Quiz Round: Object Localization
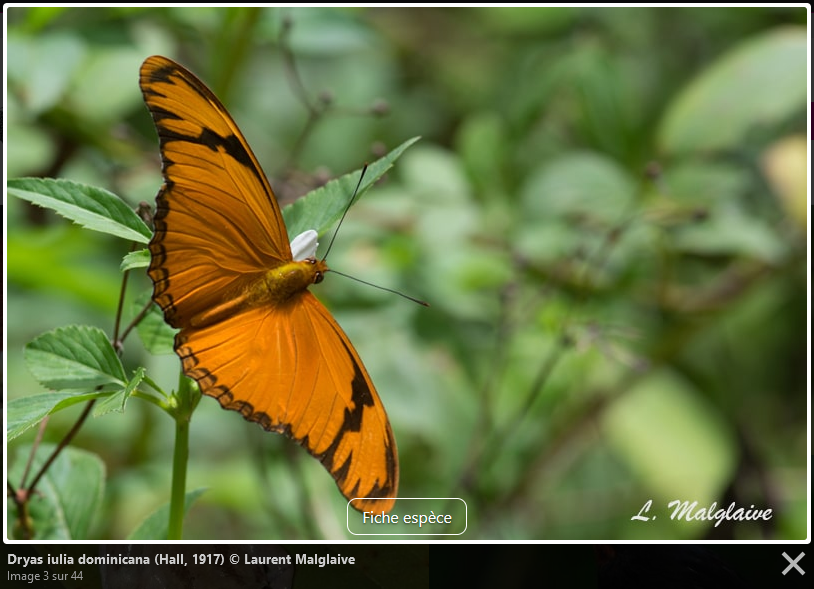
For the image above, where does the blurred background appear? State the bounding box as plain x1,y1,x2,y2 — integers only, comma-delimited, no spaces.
4,7,808,540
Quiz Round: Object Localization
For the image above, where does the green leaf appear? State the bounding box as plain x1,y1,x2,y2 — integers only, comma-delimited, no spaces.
6,32,85,115
136,299,177,355
602,370,738,506
516,151,638,266
673,201,785,262
282,136,421,238
8,444,105,540
6,391,103,442
6,228,123,312
24,325,127,391
127,488,207,540
121,248,151,271
7,177,152,243
93,367,144,416
520,151,636,222
659,27,807,153
456,111,508,199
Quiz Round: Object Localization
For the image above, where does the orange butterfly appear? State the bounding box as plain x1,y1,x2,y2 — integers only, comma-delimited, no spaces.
139,55,397,513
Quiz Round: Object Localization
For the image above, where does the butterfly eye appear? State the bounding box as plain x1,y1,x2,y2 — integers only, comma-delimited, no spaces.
305,258,325,284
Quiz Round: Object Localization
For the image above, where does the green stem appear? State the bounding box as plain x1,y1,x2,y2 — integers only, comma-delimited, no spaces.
167,415,189,540
167,375,197,540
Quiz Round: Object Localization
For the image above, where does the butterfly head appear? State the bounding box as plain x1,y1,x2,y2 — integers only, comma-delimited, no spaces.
290,230,328,284
308,257,327,284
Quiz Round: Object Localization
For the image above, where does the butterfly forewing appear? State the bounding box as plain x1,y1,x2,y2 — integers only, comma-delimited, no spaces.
139,55,398,513
141,56,290,326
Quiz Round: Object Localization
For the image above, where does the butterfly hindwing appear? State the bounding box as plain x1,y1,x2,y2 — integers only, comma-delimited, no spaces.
175,293,397,512
139,55,398,512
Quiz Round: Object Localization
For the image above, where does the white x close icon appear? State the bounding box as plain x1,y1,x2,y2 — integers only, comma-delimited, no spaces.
782,551,805,575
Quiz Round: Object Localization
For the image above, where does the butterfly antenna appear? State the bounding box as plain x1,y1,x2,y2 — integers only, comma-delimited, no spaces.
322,164,368,262
331,269,430,307
322,164,429,307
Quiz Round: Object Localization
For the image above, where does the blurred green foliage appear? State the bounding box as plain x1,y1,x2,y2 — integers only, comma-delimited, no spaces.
5,6,807,540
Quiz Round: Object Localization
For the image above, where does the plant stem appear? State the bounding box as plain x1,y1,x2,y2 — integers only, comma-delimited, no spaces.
167,375,196,540
26,401,96,496
167,414,189,540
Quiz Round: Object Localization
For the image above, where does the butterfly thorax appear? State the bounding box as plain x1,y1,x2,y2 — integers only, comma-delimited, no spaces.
254,257,329,306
